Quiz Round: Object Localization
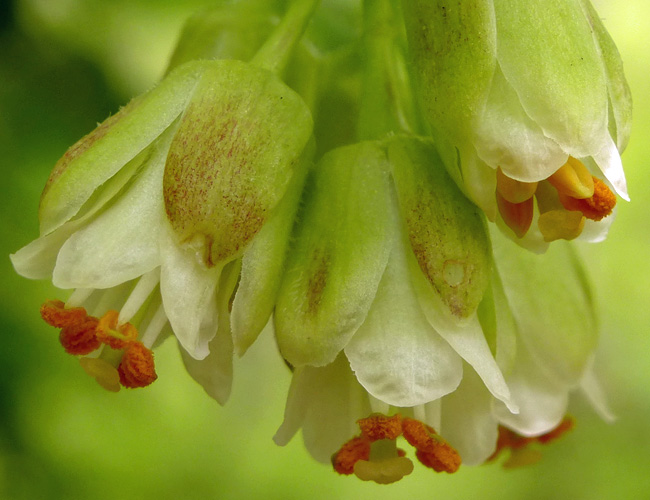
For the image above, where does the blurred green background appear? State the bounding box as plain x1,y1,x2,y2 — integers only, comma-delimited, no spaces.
1,0,648,498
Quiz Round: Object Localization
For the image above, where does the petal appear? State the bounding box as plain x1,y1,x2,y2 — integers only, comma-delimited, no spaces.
474,67,568,182
180,260,239,405
273,354,371,463
52,131,172,289
580,360,616,423
591,134,629,200
494,0,609,159
275,142,393,367
159,223,220,360
345,229,463,408
39,61,209,234
493,343,569,436
492,231,598,386
441,365,499,466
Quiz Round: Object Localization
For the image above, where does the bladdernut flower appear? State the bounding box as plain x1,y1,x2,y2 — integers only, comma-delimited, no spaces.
11,49,314,397
402,0,631,250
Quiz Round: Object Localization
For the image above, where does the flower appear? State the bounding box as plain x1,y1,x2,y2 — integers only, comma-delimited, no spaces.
11,57,314,398
402,0,631,250
273,225,612,484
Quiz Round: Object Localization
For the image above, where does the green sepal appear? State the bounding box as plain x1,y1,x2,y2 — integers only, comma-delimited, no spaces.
387,135,491,319
163,59,313,267
38,60,209,236
275,142,393,367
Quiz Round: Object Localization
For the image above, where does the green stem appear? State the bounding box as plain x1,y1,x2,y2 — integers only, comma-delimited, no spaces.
251,0,321,74
357,0,422,140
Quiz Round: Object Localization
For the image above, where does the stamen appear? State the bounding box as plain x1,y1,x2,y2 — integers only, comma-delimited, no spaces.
353,453,414,484
538,210,585,242
118,342,157,388
496,168,538,204
65,288,95,308
79,357,121,392
59,317,101,355
118,270,160,324
357,414,402,442
96,310,138,350
559,177,616,221
401,418,461,473
548,157,595,200
139,302,169,349
496,193,534,238
40,300,88,328
332,436,371,475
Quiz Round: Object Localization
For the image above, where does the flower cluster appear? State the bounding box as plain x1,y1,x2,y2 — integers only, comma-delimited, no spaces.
11,0,628,484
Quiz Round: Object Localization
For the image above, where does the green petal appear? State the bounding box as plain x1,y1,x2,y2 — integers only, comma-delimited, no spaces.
231,149,311,356
474,68,568,182
275,142,393,367
578,0,632,153
38,60,208,235
494,0,609,158
163,59,313,267
492,231,598,385
345,222,463,407
387,136,491,319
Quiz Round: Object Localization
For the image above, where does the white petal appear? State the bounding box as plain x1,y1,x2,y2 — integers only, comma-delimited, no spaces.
345,238,463,407
273,355,371,464
580,360,616,423
493,344,569,436
592,134,629,201
159,223,220,360
441,366,499,465
52,142,169,289
475,67,567,182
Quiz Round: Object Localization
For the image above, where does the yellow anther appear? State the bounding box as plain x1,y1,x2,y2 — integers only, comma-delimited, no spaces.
547,157,594,199
79,357,121,392
538,210,585,242
496,168,538,204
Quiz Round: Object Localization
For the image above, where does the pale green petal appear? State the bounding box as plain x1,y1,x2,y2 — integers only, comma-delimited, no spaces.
273,355,371,463
180,260,239,405
441,366,498,466
494,0,609,158
51,133,171,289
580,360,615,423
345,232,463,407
159,224,220,360
459,153,498,222
231,153,310,356
492,232,597,386
10,223,78,280
474,68,568,182
493,343,569,436
39,60,209,235
275,142,393,367
578,0,632,153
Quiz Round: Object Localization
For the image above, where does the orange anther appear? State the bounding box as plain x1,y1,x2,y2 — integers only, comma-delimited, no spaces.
97,310,138,350
537,417,575,444
559,177,616,221
118,342,157,388
332,436,371,475
401,418,461,473
40,299,88,328
496,168,538,204
59,317,101,355
358,414,403,442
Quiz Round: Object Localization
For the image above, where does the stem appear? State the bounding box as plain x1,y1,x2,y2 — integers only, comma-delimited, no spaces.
357,0,422,140
251,0,321,74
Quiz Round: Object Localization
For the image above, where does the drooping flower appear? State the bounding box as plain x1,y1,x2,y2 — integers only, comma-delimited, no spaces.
402,0,631,250
11,4,316,397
